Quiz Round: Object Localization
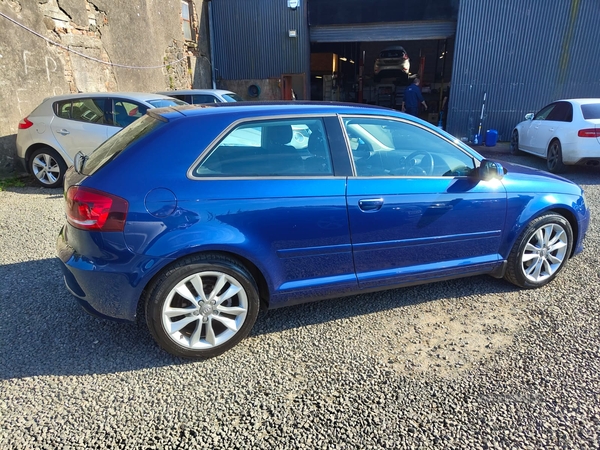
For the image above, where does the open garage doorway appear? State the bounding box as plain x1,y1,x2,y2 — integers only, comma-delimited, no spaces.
310,37,454,127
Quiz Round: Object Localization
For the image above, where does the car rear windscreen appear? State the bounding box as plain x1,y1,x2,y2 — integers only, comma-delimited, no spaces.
581,103,600,119
82,115,162,176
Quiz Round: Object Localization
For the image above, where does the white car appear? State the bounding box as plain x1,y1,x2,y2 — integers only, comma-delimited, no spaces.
511,98,600,173
373,46,411,83
156,89,242,104
16,92,187,187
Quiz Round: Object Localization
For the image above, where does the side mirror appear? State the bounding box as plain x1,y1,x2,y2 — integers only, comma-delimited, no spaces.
525,113,534,120
479,159,505,181
73,151,88,174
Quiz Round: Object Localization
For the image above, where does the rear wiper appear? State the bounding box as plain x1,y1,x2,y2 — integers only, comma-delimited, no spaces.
74,151,88,174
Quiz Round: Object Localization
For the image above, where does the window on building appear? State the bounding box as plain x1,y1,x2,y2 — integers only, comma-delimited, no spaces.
181,1,193,40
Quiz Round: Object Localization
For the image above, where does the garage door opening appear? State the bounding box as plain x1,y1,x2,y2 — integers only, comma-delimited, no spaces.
310,37,454,127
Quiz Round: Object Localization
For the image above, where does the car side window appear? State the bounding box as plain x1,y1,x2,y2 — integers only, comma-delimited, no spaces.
546,102,573,122
342,117,476,177
54,98,107,124
194,118,333,177
55,100,72,119
190,95,219,104
72,98,107,124
533,104,556,121
109,99,147,127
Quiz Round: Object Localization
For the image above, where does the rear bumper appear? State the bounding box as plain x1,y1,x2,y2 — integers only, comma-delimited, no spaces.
562,140,600,165
56,225,172,322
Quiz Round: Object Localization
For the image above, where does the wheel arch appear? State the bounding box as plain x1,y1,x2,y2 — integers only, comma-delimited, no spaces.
546,137,561,156
502,199,580,261
137,249,270,322
24,143,66,173
546,207,579,257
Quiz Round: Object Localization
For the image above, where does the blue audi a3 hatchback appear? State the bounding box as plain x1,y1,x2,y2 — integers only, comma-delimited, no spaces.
57,102,590,358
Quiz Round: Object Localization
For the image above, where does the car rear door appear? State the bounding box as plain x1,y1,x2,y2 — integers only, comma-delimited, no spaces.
341,116,507,290
50,97,109,160
523,103,556,155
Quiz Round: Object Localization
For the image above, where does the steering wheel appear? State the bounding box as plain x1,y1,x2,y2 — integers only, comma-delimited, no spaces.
406,151,434,176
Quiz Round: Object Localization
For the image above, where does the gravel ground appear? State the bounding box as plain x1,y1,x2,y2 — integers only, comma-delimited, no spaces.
1,148,599,449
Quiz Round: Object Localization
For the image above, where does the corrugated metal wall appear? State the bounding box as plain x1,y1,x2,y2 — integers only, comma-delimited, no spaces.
211,0,309,80
310,20,457,42
448,0,600,142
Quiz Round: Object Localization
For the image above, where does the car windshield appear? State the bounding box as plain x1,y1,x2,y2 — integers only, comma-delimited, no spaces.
82,115,163,175
146,98,188,107
379,49,405,58
222,93,243,102
581,103,600,119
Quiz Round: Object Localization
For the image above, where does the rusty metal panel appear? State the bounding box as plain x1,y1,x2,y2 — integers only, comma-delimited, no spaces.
310,20,457,42
211,0,309,80
448,0,600,142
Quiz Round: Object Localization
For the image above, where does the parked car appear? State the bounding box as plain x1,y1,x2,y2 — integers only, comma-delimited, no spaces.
374,46,411,82
157,89,243,104
511,98,600,173
57,102,589,358
16,92,187,188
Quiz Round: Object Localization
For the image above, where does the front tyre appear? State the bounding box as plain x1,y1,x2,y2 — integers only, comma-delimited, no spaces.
504,214,573,288
146,254,260,358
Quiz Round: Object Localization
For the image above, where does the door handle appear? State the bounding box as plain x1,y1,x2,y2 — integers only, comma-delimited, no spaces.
548,128,554,132
358,198,384,211
57,129,70,135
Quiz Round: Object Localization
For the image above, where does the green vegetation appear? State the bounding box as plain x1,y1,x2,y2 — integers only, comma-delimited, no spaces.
0,177,26,191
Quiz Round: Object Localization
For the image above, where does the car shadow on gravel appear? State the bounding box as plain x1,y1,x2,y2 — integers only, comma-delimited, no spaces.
0,257,522,380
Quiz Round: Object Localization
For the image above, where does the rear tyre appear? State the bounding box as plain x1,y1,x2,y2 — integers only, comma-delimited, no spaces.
547,139,566,173
29,147,67,188
504,213,573,288
510,130,521,155
146,254,260,358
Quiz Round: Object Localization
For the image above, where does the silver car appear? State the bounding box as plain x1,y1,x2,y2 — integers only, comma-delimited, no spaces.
156,89,242,104
16,92,187,187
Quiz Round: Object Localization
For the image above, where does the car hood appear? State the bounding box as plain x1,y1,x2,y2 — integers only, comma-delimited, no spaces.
498,160,583,196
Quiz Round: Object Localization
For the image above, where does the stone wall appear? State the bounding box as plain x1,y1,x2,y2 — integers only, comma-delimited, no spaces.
0,0,211,177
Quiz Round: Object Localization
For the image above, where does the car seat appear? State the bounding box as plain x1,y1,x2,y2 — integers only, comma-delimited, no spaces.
264,125,302,174
303,129,331,174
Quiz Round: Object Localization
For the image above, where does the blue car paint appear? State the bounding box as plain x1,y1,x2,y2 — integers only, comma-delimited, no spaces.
56,102,590,323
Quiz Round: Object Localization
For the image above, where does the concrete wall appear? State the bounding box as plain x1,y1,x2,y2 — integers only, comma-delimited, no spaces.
0,0,211,177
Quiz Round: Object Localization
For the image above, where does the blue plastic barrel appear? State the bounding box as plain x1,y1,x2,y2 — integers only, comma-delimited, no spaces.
485,129,498,147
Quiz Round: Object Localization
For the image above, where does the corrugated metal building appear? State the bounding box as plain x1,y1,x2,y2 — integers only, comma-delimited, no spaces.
210,0,600,141
449,0,600,141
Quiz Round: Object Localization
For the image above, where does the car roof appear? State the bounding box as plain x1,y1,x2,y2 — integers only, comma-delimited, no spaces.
150,101,400,122
41,92,179,103
560,98,600,106
156,89,236,96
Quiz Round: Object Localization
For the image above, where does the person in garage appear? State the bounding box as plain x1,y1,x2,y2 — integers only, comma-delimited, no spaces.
402,77,427,117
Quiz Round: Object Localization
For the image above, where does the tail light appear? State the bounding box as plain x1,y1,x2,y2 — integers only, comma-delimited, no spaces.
66,186,128,232
18,117,33,129
578,128,600,138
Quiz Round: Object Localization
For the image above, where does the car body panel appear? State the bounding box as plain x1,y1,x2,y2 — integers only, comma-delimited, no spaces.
347,176,507,289
56,102,590,323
